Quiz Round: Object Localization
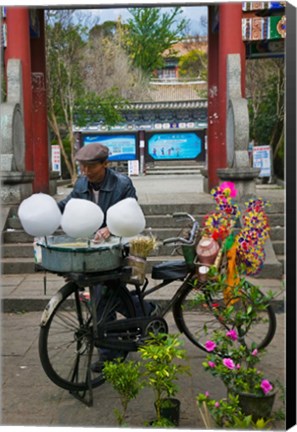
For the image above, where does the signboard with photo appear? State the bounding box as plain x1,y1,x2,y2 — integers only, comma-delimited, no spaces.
147,131,205,161
83,134,137,161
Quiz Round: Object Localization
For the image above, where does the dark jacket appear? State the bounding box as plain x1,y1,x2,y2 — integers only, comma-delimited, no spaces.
57,168,137,226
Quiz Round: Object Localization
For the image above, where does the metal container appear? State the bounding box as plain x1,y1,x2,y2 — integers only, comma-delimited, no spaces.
37,235,123,273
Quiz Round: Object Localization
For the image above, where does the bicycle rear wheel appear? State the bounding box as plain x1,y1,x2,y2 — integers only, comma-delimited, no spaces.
39,281,135,392
173,280,276,352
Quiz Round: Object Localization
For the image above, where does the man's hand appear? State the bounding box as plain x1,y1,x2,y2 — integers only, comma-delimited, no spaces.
94,227,111,243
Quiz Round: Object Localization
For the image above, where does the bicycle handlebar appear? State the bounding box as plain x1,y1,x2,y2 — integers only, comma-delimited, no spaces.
163,213,199,246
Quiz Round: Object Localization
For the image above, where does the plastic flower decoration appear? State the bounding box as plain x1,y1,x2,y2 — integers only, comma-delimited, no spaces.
219,181,238,198
235,198,270,275
201,183,270,276
202,182,240,242
203,211,232,242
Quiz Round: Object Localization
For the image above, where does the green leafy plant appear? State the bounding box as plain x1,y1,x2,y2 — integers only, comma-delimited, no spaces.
103,358,144,426
199,269,276,344
273,379,286,421
202,329,274,397
138,332,190,425
197,392,273,429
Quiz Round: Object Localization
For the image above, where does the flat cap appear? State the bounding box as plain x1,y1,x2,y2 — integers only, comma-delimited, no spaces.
75,143,109,164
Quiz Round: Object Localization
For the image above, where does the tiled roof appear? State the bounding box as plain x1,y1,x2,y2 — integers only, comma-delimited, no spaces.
148,81,207,101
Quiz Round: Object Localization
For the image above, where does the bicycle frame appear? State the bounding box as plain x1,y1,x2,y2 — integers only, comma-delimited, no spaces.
130,270,196,318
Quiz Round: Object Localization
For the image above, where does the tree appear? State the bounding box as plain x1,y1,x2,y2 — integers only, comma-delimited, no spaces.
246,58,284,179
123,7,189,75
89,20,118,39
82,20,152,102
178,49,208,80
45,11,125,183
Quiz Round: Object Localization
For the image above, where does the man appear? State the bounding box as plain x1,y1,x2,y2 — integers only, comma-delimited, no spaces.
58,143,137,242
58,143,158,372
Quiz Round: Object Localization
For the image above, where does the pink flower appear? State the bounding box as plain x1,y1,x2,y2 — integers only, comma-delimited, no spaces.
226,329,238,341
222,358,236,369
215,402,220,408
205,340,217,352
219,181,238,198
236,364,241,369
205,391,209,397
208,361,216,368
252,349,258,356
261,379,273,395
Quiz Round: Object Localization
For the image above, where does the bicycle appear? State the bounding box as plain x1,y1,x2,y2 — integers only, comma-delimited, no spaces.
37,213,276,405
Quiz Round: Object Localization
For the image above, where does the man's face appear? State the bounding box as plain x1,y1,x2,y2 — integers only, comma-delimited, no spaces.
80,161,108,183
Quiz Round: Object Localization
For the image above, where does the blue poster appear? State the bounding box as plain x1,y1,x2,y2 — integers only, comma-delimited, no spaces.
83,134,137,161
148,132,202,160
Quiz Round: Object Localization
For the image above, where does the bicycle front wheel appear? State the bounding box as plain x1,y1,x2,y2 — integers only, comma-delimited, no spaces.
173,280,276,352
39,281,135,392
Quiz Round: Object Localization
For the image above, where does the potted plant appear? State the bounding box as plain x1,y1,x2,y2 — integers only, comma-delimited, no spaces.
197,391,273,429
102,358,144,426
200,328,277,422
138,332,190,427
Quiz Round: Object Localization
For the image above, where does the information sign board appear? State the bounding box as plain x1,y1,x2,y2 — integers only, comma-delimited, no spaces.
51,145,61,174
253,145,271,177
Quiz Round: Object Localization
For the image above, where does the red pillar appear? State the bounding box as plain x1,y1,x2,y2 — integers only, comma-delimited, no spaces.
207,6,220,191
207,3,246,190
5,7,34,172
30,9,50,193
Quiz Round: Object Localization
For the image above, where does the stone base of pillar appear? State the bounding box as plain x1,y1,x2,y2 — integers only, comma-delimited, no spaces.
49,171,60,196
1,172,34,205
200,167,209,193
217,167,260,201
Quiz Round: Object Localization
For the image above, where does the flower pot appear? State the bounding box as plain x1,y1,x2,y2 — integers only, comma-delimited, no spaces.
155,398,181,426
236,390,277,421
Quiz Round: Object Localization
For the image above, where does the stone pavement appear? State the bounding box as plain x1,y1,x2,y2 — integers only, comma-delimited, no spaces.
1,175,286,429
1,310,285,429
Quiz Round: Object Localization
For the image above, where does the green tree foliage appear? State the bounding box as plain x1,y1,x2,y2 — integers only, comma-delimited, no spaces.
246,58,284,179
82,20,151,101
124,7,189,75
45,11,125,183
89,20,117,39
178,49,208,80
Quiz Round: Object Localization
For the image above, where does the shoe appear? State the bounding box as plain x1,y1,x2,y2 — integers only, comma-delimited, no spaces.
91,351,125,374
91,360,105,374
149,302,162,317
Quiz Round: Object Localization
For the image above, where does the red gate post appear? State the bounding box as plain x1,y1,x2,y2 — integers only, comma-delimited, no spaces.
30,9,50,193
207,3,246,191
207,6,220,192
5,7,34,172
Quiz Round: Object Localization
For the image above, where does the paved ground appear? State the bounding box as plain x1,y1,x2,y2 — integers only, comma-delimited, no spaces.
1,310,285,429
1,176,286,429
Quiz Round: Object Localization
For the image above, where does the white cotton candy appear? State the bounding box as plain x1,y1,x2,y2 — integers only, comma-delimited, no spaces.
18,193,62,236
106,198,146,237
61,198,104,238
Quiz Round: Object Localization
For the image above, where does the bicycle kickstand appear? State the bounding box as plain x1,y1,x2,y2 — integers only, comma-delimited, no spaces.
69,349,94,407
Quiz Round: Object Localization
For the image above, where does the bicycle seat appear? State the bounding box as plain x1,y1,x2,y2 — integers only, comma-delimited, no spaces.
151,260,189,280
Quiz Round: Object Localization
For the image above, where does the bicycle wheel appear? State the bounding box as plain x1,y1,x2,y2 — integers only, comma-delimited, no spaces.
39,281,135,392
173,280,276,352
